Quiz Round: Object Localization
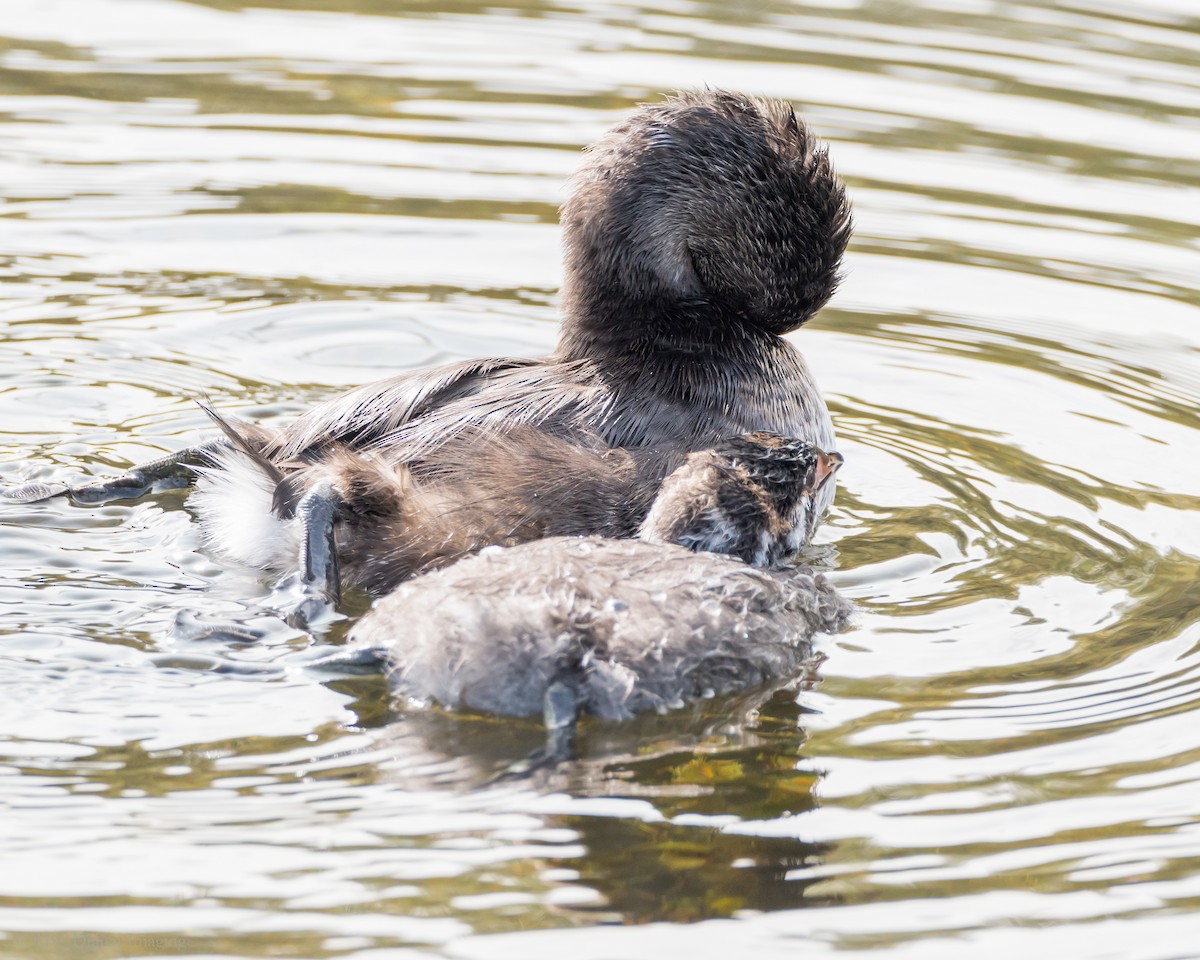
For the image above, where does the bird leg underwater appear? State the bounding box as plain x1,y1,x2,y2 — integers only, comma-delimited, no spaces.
1,440,227,505
306,631,590,780
488,679,586,782
490,645,591,782
2,429,343,632
158,616,588,782
140,463,349,641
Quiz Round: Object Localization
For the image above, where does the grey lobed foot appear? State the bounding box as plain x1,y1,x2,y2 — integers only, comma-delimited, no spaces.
67,469,187,504
302,645,390,675
2,439,227,506
269,572,344,633
1,480,69,503
170,609,274,645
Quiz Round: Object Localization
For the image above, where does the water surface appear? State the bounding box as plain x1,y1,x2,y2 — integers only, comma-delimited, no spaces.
2,1,1199,957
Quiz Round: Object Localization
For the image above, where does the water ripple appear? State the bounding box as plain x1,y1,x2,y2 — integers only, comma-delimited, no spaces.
1,0,1199,955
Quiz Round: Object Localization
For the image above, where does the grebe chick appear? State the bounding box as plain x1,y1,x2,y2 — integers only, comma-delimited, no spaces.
196,409,841,618
6,90,852,584
341,433,849,769
194,416,651,603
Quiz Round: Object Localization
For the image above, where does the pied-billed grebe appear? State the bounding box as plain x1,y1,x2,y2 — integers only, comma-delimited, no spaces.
193,409,841,626
337,433,849,768
5,90,851,596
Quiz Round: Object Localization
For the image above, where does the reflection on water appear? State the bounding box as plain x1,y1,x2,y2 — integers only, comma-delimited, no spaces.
1,0,1199,957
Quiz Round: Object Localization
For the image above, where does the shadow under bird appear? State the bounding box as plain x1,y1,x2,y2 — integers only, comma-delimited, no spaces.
328,432,850,772
4,90,852,608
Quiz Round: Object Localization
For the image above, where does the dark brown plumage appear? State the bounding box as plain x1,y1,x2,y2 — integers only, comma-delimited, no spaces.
7,90,853,588
191,91,850,589
195,415,840,596
267,91,851,463
336,433,851,767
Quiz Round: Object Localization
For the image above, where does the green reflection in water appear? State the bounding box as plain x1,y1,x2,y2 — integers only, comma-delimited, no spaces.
1,0,1199,953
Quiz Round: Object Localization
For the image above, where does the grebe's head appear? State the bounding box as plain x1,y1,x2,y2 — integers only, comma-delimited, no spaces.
559,90,852,355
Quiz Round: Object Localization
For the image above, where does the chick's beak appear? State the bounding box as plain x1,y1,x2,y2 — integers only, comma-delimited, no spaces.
813,450,844,489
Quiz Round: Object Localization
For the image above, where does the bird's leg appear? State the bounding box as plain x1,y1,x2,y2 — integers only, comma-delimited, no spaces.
158,475,344,640
270,479,343,631
303,645,390,674
493,661,586,781
539,674,584,765
2,439,228,505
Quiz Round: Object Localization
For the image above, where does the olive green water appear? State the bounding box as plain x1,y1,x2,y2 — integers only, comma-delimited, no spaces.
2,1,1199,957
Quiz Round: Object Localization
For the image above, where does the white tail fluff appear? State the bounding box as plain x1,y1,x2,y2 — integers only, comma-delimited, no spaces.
191,449,298,572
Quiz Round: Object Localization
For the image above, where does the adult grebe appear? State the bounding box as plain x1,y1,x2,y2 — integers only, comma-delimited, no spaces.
5,91,852,606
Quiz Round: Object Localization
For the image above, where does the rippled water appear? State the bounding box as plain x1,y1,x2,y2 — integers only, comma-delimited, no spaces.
2,0,1199,957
